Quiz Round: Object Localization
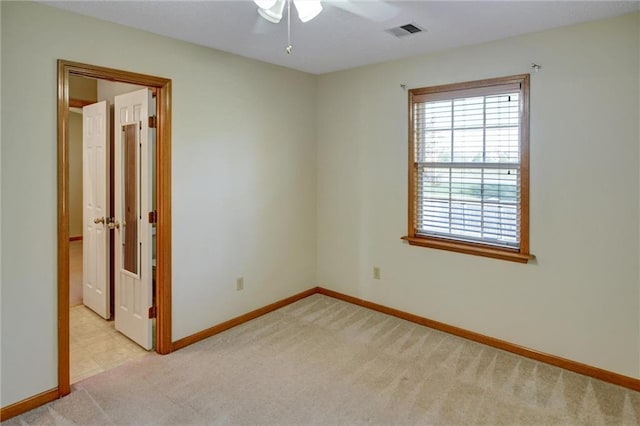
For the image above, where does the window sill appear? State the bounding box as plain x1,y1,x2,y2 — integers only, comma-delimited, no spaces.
401,236,535,264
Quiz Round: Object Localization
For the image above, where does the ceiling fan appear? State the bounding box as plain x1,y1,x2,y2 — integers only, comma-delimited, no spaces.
253,0,398,54
255,0,323,24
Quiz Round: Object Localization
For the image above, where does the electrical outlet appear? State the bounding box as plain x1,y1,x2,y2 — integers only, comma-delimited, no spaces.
236,277,244,291
373,267,381,280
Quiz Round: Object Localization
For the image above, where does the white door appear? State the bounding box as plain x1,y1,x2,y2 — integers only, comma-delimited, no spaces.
114,89,154,350
82,101,110,320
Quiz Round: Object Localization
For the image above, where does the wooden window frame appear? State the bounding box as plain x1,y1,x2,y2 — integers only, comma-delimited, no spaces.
403,74,534,264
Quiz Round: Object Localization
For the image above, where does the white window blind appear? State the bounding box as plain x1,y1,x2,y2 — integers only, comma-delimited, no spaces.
412,82,523,249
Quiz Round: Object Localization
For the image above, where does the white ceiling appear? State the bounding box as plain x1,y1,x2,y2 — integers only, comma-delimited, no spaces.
44,0,640,74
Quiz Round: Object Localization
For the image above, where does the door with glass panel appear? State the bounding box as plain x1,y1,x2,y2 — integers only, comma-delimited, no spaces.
113,88,154,350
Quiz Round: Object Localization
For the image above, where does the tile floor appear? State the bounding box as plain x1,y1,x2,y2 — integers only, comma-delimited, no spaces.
70,305,149,383
69,240,149,383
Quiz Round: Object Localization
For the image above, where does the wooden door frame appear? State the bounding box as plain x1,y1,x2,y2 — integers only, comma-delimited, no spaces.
57,59,172,397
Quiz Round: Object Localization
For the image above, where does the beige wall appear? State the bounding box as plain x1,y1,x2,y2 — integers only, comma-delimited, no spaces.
1,1,317,406
97,80,145,104
317,13,640,378
69,75,97,102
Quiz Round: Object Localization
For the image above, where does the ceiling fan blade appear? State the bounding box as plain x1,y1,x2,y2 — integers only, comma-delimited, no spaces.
328,0,398,22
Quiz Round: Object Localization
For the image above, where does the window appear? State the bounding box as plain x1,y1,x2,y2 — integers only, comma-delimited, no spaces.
404,75,534,263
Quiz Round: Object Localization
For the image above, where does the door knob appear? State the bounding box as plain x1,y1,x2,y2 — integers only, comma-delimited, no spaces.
93,217,105,224
107,220,120,230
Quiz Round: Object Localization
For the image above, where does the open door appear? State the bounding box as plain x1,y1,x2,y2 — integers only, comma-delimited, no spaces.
113,89,154,350
82,101,110,320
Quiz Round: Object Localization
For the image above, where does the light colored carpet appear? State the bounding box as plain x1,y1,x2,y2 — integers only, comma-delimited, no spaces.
4,294,640,425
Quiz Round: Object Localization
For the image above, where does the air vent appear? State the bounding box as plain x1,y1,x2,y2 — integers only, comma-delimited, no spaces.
386,23,425,38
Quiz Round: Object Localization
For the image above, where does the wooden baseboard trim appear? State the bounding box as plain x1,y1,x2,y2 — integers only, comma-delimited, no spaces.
69,236,82,242
0,388,59,421
171,287,320,351
6,286,639,421
317,287,640,392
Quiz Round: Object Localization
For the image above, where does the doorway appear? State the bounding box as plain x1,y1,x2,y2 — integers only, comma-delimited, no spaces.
57,60,173,397
68,78,152,383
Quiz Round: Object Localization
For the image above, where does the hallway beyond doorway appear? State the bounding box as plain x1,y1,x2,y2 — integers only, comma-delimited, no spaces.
70,305,148,383
69,239,148,383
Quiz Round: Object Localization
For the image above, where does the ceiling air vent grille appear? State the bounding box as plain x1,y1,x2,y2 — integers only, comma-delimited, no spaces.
386,23,425,38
